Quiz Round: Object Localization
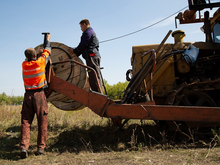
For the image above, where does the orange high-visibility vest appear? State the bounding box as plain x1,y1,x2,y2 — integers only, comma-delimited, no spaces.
22,49,51,90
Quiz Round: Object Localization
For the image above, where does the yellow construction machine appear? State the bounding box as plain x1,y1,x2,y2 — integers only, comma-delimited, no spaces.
126,0,220,129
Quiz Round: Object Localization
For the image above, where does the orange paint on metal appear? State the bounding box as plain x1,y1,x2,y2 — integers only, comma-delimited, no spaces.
50,76,112,115
46,61,220,123
49,75,220,123
106,104,220,122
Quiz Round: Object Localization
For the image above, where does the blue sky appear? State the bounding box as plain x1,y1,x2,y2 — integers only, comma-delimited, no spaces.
0,0,216,96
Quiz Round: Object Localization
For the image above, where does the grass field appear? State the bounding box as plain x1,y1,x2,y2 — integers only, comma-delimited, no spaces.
0,104,220,165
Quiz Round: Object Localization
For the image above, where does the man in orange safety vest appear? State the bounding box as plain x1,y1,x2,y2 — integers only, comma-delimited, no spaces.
20,34,51,159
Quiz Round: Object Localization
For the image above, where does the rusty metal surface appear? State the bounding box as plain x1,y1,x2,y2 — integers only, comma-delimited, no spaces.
50,76,111,115
49,74,220,123
106,103,220,122
166,78,220,105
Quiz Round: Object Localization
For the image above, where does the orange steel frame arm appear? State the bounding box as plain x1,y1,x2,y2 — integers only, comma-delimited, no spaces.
49,75,113,115
49,75,220,123
46,57,220,123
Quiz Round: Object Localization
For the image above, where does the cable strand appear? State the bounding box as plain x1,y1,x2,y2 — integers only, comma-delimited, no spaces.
99,6,188,44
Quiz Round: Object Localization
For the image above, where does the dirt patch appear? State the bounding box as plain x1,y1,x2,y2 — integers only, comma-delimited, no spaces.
1,147,220,165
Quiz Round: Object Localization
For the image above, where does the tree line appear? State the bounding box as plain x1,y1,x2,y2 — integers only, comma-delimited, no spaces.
0,92,24,105
0,81,129,105
104,80,129,100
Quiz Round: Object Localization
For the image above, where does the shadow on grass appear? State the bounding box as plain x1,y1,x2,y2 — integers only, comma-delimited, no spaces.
0,126,21,161
0,123,216,160
47,123,214,154
47,124,163,154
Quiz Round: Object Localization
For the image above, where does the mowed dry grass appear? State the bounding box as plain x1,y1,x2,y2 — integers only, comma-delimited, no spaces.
0,104,220,165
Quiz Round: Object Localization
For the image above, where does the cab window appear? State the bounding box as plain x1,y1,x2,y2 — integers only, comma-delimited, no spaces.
213,22,220,43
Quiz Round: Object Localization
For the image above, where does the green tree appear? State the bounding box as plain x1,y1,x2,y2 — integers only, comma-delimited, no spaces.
11,95,24,105
0,92,23,105
104,80,129,100
0,92,10,104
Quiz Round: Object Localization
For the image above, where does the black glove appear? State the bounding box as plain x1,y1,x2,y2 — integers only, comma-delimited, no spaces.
73,48,81,57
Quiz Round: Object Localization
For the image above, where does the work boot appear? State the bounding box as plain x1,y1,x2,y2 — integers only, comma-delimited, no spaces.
20,149,28,159
36,149,44,155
